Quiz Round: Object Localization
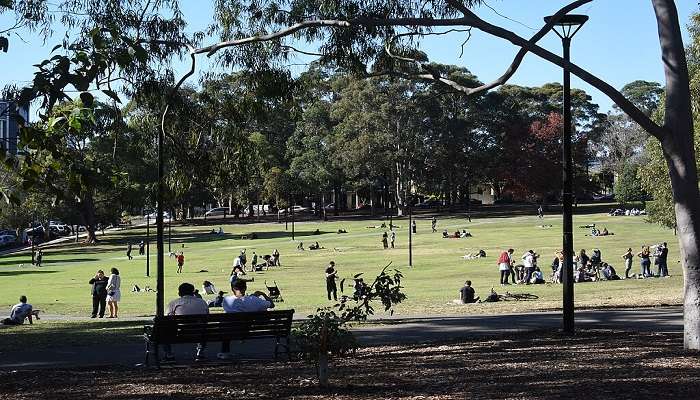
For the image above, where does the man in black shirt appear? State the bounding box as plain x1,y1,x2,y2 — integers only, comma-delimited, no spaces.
325,261,338,301
89,270,109,318
658,242,669,277
459,281,479,304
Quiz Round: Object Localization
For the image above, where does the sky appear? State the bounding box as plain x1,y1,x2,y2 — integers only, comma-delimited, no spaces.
0,1,697,114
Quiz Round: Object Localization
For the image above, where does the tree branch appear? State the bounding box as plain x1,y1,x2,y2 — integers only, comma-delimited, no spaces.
446,0,666,139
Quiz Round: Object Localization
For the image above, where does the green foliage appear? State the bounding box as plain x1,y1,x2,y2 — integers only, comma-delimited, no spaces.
614,162,646,205
293,264,406,362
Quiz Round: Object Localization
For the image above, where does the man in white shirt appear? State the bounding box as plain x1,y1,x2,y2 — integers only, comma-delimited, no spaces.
218,279,274,358
163,283,209,361
522,250,535,284
2,296,33,325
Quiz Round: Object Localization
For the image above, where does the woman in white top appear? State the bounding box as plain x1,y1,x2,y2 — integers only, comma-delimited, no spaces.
106,267,122,318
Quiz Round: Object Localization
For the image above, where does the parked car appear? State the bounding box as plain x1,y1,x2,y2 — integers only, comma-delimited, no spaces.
144,211,171,220
277,205,310,215
0,234,17,247
49,221,70,235
26,225,44,238
414,200,443,209
205,207,228,217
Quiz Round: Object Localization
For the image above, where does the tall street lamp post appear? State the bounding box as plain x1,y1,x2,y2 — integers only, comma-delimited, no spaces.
544,13,588,334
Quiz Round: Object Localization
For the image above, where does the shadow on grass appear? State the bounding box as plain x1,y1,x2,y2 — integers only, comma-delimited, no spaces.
0,270,60,277
0,258,100,267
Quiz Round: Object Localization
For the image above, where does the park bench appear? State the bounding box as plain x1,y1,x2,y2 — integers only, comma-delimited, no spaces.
143,309,295,366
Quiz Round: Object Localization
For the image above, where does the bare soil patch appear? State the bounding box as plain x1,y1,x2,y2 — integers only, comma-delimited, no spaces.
1,329,698,399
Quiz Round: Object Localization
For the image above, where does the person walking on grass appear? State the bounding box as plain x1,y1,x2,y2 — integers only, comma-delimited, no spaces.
176,251,185,274
138,240,145,256
382,232,389,249
390,231,396,248
431,217,437,233
126,242,133,260
325,261,338,301
89,269,109,318
621,248,634,279
412,220,417,234
35,249,43,267
106,267,121,318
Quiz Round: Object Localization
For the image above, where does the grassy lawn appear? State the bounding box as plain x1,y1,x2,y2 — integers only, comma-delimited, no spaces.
0,210,682,321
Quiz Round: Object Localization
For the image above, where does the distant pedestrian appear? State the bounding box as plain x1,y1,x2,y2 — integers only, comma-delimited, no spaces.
176,251,185,273
251,252,258,269
655,242,669,277
537,205,544,219
390,231,396,248
638,246,652,278
106,268,121,318
89,270,109,318
272,249,280,266
325,261,338,301
126,242,133,260
621,248,634,279
412,220,417,234
239,249,247,270
138,240,145,256
35,249,43,267
431,217,437,233
382,232,388,249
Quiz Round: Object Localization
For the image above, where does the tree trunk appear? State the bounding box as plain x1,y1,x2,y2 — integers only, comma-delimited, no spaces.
79,194,99,244
653,0,700,350
318,352,329,387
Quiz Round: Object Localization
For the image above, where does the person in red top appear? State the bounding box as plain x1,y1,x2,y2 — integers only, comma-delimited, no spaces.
497,249,514,286
176,252,185,273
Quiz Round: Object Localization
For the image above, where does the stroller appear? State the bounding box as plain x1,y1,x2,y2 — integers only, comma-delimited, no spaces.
265,280,284,302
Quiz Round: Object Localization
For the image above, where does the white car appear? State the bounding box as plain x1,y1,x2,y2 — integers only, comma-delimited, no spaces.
205,207,229,217
277,205,309,215
144,211,171,220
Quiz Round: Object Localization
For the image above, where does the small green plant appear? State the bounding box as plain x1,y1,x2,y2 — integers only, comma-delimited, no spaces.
293,263,406,386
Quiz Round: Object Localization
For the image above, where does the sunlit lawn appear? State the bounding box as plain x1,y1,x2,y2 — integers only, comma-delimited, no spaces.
0,210,682,320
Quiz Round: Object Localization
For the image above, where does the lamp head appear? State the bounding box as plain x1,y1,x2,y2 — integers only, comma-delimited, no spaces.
544,14,589,39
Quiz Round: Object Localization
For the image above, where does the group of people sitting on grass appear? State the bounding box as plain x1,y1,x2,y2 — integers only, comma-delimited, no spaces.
609,208,646,216
162,280,274,361
497,242,671,286
442,229,472,239
232,248,280,272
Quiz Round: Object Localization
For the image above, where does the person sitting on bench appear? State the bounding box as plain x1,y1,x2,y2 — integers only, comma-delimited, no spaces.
163,283,209,361
2,295,33,325
218,280,275,359
459,281,480,304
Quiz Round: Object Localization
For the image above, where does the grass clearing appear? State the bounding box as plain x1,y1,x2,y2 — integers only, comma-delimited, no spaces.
0,210,682,320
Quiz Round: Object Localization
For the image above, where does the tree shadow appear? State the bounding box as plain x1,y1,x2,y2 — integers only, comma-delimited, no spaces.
0,270,60,277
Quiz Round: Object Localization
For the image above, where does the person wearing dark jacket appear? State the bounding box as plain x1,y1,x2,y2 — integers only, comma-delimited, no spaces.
89,270,109,318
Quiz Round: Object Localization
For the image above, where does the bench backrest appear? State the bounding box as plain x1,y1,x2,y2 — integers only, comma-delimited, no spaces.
150,309,294,344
